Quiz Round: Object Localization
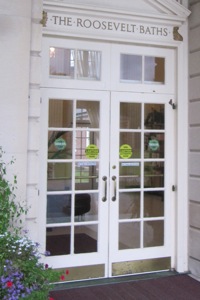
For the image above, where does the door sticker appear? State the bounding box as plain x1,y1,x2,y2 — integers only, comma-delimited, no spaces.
54,138,67,150
148,139,160,151
85,144,99,159
119,144,132,159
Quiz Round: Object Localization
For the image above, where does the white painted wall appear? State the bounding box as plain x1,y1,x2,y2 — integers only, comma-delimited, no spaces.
0,0,31,212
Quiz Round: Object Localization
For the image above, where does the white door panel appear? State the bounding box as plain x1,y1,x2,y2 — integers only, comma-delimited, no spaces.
109,92,175,275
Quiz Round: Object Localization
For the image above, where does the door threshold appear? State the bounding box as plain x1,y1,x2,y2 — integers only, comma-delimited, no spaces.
52,270,180,291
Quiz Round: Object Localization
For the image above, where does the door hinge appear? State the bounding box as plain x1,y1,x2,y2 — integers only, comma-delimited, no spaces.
169,99,176,110
40,97,42,104
172,185,176,192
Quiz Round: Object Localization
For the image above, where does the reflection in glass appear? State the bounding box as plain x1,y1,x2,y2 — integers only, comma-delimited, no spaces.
46,226,71,256
48,131,72,159
49,99,73,128
143,220,164,247
74,225,98,253
76,131,99,159
119,222,140,249
47,163,72,191
119,192,140,219
144,57,165,83
144,162,164,188
46,194,71,224
77,50,101,80
120,103,141,129
119,162,141,189
144,191,164,217
74,193,98,222
75,162,98,190
144,133,165,159
76,101,99,128
49,47,75,77
144,104,165,129
120,54,142,82
120,132,141,159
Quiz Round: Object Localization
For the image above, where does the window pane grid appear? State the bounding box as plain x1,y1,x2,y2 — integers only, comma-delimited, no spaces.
120,54,165,85
49,47,101,81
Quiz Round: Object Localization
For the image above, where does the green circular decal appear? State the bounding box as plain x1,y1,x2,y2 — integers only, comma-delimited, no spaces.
149,139,159,151
54,138,66,150
120,144,132,159
85,144,99,159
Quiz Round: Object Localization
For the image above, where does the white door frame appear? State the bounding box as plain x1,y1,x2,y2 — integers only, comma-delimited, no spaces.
39,36,189,275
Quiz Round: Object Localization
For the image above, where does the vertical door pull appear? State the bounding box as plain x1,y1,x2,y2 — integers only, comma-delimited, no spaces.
112,175,117,201
102,176,107,202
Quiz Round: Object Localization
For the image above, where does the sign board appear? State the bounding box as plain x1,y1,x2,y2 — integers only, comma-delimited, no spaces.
54,138,67,150
148,139,160,151
43,11,175,42
120,144,132,159
85,144,99,159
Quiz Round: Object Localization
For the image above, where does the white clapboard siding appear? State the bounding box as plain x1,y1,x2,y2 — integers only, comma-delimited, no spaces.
189,0,200,278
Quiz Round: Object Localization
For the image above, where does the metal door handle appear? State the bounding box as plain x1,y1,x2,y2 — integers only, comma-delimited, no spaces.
112,176,116,201
102,176,107,202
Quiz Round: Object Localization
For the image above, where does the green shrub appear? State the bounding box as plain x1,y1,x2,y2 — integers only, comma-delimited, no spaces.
0,147,26,234
0,232,60,300
0,148,62,299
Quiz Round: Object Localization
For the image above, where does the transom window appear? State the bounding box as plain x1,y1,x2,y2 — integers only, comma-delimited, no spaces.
42,39,174,93
120,54,165,84
49,47,101,80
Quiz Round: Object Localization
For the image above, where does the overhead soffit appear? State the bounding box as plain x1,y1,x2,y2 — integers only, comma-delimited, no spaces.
44,0,191,21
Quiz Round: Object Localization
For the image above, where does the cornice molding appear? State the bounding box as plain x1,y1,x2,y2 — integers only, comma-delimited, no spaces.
43,0,191,23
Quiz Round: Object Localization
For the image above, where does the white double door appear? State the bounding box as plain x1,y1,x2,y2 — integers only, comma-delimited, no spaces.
42,88,175,278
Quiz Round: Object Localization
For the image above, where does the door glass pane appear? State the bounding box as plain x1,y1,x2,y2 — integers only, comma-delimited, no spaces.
46,194,71,224
120,54,142,82
144,191,164,217
143,220,164,247
144,104,165,129
74,225,98,253
47,162,72,191
120,103,141,129
49,99,73,128
48,131,72,159
74,193,98,222
144,57,165,83
119,222,140,249
144,162,164,188
120,133,141,159
49,47,75,77
75,162,99,190
76,131,99,159
144,133,165,159
46,226,71,256
119,192,140,219
76,101,99,128
119,162,141,189
77,50,101,80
